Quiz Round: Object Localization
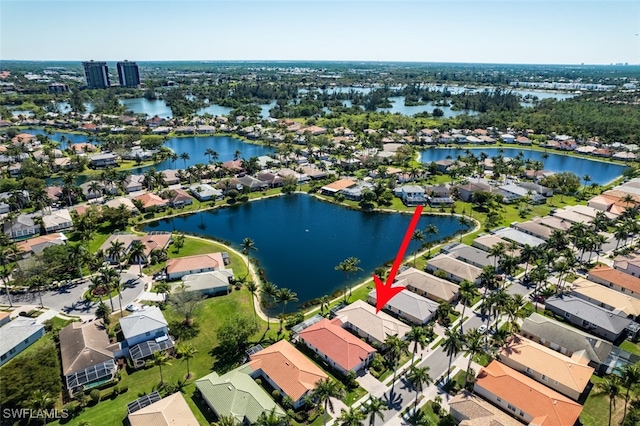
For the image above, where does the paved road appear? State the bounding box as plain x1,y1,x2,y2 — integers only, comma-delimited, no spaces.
0,271,144,316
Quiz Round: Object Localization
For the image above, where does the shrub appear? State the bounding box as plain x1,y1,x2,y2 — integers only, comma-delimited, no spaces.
89,389,101,403
271,389,280,399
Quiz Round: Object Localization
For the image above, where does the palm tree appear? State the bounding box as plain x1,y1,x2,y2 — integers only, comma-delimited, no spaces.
100,266,119,312
424,224,438,257
107,240,126,270
411,229,425,267
519,244,537,278
406,326,429,365
261,281,279,329
488,242,506,269
597,376,621,426
407,366,432,412
152,350,171,384
205,148,218,164
462,329,484,385
241,237,257,278
458,280,479,333
582,174,591,196
312,378,345,426
443,328,464,382
617,364,640,424
176,342,198,379
363,396,386,426
256,407,286,426
112,279,125,313
246,280,259,318
213,415,239,426
179,152,190,170
384,334,409,399
128,240,146,276
28,390,53,425
337,407,365,426
320,295,331,315
335,257,362,302
276,287,298,316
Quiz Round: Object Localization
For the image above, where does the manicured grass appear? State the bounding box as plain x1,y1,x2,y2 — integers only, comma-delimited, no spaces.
618,340,640,356
581,375,624,426
419,401,441,424
472,352,492,367
344,386,367,406
442,370,468,395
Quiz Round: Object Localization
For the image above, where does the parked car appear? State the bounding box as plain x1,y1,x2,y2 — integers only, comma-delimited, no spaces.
125,304,139,312
478,324,488,334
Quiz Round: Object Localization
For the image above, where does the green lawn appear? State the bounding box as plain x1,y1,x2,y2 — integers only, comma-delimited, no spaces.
618,340,640,356
581,375,625,426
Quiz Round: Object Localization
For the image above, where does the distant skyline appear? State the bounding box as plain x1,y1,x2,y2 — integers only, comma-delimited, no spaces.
1,1,639,65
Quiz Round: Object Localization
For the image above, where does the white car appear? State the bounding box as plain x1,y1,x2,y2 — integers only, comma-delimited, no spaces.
478,324,488,334
125,304,139,312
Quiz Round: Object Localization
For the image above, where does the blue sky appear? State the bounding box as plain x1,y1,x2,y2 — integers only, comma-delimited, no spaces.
1,1,639,64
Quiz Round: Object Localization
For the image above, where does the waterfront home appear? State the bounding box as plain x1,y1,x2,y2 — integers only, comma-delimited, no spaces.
103,197,139,213
334,300,411,345
500,133,515,143
196,365,285,424
165,252,226,281
189,183,222,201
341,181,374,201
500,184,547,204
493,227,545,247
167,188,193,207
128,392,199,426
426,254,482,284
297,125,327,136
100,233,172,265
16,232,67,256
221,159,244,173
516,136,532,145
0,317,45,366
121,146,156,161
257,172,285,188
497,335,594,400
399,185,426,206
442,243,497,269
247,340,328,409
133,192,168,210
59,321,117,397
320,178,356,196
395,267,459,303
181,270,233,297
588,265,640,299
161,169,180,185
88,153,118,168
571,278,640,320
455,181,491,202
517,181,554,197
119,306,173,366
3,213,39,239
448,390,524,426
236,175,269,192
367,289,439,325
472,234,513,252
545,295,634,342
297,318,376,375
474,361,582,426
512,220,553,241
434,159,456,173
123,174,145,193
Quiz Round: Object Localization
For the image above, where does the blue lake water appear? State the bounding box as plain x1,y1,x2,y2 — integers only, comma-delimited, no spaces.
377,97,476,118
120,98,173,118
420,147,627,185
144,194,465,311
20,128,92,146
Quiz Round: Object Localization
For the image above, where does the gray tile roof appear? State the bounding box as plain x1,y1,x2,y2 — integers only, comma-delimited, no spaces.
446,243,497,268
545,295,633,335
120,306,167,341
395,267,459,302
368,289,439,323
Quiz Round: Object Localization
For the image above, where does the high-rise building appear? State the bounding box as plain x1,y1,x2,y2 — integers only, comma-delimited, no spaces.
82,61,110,89
117,61,140,88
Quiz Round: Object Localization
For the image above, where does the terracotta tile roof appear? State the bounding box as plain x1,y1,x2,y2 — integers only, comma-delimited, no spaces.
248,340,327,401
166,252,223,275
475,361,582,426
572,278,640,318
17,233,66,253
321,178,357,192
588,265,640,294
448,390,523,426
133,192,168,209
298,318,376,371
498,335,594,395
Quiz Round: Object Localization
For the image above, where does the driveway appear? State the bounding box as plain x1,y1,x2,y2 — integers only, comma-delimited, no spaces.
0,271,145,317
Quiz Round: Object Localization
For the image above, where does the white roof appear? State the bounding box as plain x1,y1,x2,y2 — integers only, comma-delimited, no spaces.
181,270,233,292
368,289,439,322
0,317,44,357
120,306,167,340
335,300,411,343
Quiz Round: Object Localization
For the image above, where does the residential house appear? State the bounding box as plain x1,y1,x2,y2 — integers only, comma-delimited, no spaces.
614,252,640,278
500,134,515,143
512,220,553,241
99,233,172,265
257,172,285,188
189,183,222,201
517,181,554,197
59,321,117,397
297,318,376,375
367,289,439,325
3,214,40,239
42,209,73,233
493,227,545,247
119,306,173,366
572,278,640,320
181,270,233,297
196,365,285,424
472,234,513,252
161,169,181,185
397,269,460,306
0,317,45,366
123,175,145,193
456,181,491,202
499,184,547,204
334,300,411,346
103,197,139,213
340,181,374,201
320,179,357,196
448,390,523,426
497,335,594,400
237,175,269,192
521,313,639,375
128,392,199,426
88,153,118,168
0,312,9,327
588,265,640,299
133,192,168,210
399,185,426,206
247,340,328,409
167,188,193,207
16,232,67,257
474,361,582,426
165,252,226,281
545,295,634,342
426,254,482,284
443,243,497,269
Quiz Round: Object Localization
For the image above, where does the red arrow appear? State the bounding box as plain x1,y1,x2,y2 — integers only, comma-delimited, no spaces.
373,205,424,313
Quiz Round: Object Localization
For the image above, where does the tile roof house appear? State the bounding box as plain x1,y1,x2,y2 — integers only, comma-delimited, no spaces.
545,295,633,342
394,267,459,303
448,390,523,426
334,300,411,345
123,174,145,193
42,209,73,233
497,335,594,400
320,178,356,196
472,234,513,252
367,289,439,325
165,252,225,281
247,340,328,408
99,233,172,265
133,192,168,210
119,306,172,365
103,197,139,213
443,243,497,269
588,265,640,300
297,318,376,375
88,153,118,168
59,321,117,397
181,270,233,296
3,213,40,239
572,278,640,320
426,254,482,284
16,232,67,256
128,392,199,426
474,361,583,426
0,317,45,366
196,364,285,424
167,188,193,207
189,183,223,201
